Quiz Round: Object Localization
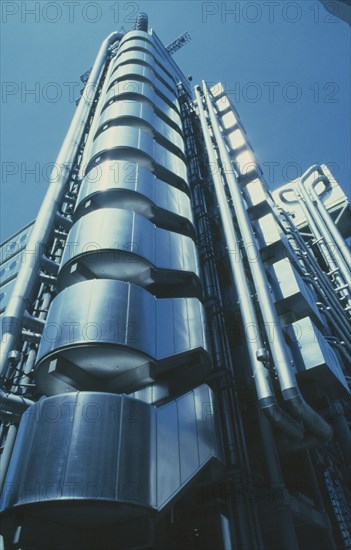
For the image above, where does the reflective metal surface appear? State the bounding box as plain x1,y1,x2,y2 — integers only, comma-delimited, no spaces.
1,21,350,549
270,258,323,326
102,79,182,131
273,164,351,238
85,125,188,191
35,279,210,395
96,98,184,157
0,387,223,525
255,213,292,262
202,82,332,444
58,208,200,295
286,317,349,396
112,49,175,91
194,85,303,441
0,31,123,415
117,34,174,81
109,61,177,104
74,161,194,237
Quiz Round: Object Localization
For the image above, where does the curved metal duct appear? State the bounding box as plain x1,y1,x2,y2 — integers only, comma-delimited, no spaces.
95,99,184,157
0,392,33,423
77,53,118,181
0,387,223,526
74,161,195,238
102,79,182,132
57,208,201,297
34,279,210,396
108,66,178,108
111,52,176,92
114,40,175,89
85,124,188,192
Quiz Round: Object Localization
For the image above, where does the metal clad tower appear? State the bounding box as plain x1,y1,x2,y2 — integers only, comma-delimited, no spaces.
1,16,351,550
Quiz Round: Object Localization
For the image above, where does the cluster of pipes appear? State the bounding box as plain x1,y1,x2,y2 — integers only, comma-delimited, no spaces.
194,83,333,451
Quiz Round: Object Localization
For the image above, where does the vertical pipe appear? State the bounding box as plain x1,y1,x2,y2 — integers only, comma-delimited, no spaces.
282,208,351,333
203,82,295,392
194,87,271,398
294,189,351,308
297,182,351,300
296,164,351,271
0,425,17,494
308,182,351,272
78,55,117,180
329,401,351,463
194,85,303,442
258,414,299,550
17,291,52,389
0,32,121,382
285,187,351,315
202,81,332,445
182,100,266,544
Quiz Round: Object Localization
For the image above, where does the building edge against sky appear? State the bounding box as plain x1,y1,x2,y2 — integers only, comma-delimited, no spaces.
0,13,351,550
319,0,351,25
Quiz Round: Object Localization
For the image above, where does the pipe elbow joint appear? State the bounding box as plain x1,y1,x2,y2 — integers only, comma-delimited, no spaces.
282,389,333,445
259,397,304,441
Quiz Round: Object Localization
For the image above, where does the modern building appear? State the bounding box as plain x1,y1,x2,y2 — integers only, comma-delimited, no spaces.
0,13,350,550
320,0,351,25
0,222,34,316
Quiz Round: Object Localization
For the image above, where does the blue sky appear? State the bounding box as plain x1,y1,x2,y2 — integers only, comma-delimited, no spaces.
1,0,350,241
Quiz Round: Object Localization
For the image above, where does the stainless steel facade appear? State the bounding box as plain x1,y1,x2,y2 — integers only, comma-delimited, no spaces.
1,14,350,550
1,387,221,520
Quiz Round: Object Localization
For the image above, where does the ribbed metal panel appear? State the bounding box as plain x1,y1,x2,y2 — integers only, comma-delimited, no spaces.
117,33,175,80
102,79,182,131
96,100,184,157
74,161,194,237
0,387,222,526
112,50,176,91
85,125,188,191
108,63,178,106
58,208,201,295
35,279,210,395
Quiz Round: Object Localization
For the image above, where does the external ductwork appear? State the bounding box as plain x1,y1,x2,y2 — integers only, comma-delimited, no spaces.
1,17,350,550
0,31,124,416
57,208,201,297
198,82,332,446
0,387,222,524
194,85,303,442
74,161,195,238
34,279,210,396
296,181,351,299
276,165,351,318
300,167,351,276
1,29,224,542
0,391,33,423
